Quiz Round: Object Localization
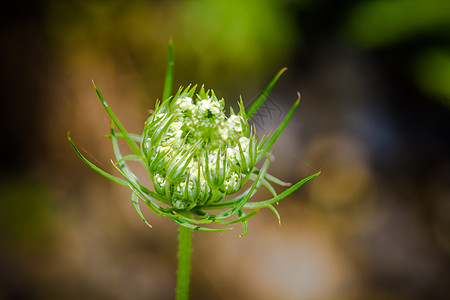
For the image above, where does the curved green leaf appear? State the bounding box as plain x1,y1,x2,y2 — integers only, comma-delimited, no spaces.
246,68,287,119
257,93,301,163
244,170,321,209
92,82,144,160
67,134,128,186
132,192,152,228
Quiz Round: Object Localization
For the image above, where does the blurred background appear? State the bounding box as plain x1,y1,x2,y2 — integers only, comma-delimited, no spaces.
1,0,449,299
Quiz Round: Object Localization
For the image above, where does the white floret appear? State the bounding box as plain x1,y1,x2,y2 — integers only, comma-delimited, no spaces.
144,137,151,150
177,96,194,111
154,173,166,186
224,172,239,190
228,114,243,132
170,121,183,131
239,137,249,150
198,99,211,114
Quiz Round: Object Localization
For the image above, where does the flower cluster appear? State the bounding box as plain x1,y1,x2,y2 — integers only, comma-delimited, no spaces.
68,44,320,235
142,85,259,210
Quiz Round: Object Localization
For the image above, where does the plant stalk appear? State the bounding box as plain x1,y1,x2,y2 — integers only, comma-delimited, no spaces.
176,225,192,300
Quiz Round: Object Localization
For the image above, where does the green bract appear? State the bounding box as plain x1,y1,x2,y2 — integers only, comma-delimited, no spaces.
143,85,258,210
68,42,320,235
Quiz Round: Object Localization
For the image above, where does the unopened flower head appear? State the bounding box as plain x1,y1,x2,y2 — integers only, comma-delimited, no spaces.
142,86,258,210
68,43,320,234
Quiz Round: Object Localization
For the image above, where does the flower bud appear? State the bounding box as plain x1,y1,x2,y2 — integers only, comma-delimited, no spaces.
70,54,319,233
142,86,260,209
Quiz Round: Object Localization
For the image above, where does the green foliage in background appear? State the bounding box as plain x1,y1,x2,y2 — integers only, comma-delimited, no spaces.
344,0,450,106
46,0,300,90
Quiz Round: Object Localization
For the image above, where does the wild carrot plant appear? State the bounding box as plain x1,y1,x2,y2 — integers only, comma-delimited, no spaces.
68,41,320,300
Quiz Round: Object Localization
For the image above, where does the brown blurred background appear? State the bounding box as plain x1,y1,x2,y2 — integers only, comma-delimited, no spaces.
1,0,449,299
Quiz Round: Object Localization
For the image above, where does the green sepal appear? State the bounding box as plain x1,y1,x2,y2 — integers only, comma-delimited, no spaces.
249,173,277,197
105,132,142,142
171,210,214,225
187,84,198,98
110,121,138,182
238,97,250,136
151,174,167,197
245,67,287,119
256,92,301,163
110,124,170,205
218,157,269,219
167,141,200,180
150,113,180,146
215,209,258,225
132,192,152,228
112,162,170,209
198,85,207,99
117,154,143,165
244,170,321,209
92,82,145,161
236,135,249,172
239,210,249,237
267,204,281,225
263,172,291,187
203,146,226,188
174,218,229,232
68,134,128,187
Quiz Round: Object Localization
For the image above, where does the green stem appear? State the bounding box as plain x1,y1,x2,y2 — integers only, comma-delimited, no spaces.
176,225,192,300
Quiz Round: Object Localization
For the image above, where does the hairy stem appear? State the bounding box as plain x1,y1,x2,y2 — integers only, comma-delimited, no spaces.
176,225,192,300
